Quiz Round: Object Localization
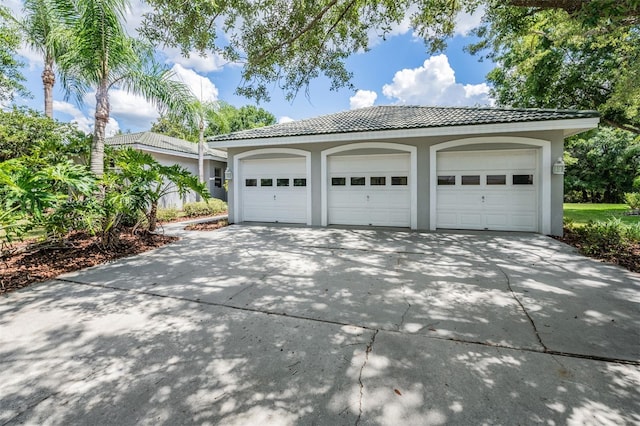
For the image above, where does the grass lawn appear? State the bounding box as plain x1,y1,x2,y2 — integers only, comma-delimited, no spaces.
564,203,640,226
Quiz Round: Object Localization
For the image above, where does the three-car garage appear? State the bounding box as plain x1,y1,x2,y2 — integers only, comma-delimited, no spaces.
217,106,600,236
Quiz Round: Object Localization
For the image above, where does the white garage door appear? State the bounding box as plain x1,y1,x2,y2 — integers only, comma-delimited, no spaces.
328,153,410,227
240,157,308,223
436,149,539,232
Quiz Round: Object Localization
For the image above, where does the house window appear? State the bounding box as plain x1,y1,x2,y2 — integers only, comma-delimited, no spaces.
486,175,506,185
260,178,273,187
332,177,346,186
461,175,480,185
214,168,222,188
277,178,290,187
351,177,365,186
391,176,408,186
371,176,386,186
293,178,307,187
245,179,257,187
513,174,534,185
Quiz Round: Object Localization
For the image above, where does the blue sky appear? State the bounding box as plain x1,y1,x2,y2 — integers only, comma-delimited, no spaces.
6,0,495,134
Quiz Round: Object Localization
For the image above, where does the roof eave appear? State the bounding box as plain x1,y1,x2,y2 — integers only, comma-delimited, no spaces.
211,117,600,148
129,144,228,162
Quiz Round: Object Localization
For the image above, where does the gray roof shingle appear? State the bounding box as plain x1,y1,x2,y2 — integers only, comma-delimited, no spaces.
209,106,599,142
106,131,227,158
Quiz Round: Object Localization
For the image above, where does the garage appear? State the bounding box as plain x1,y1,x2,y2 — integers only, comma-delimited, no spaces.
327,153,411,227
436,149,539,232
239,157,308,223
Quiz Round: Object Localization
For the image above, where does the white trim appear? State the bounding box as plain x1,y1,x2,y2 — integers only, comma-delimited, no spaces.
233,148,312,225
214,118,599,148
321,142,418,229
429,136,551,234
129,144,228,162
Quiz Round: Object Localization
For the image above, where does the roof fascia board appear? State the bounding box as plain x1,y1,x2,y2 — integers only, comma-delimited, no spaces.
212,117,600,148
131,144,227,162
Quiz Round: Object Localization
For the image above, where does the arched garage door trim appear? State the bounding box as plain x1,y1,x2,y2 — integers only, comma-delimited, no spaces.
234,148,312,225
429,137,551,234
321,142,418,229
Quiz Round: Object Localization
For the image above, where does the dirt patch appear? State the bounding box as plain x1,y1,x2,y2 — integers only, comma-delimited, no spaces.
1,231,178,295
555,229,640,273
184,219,229,231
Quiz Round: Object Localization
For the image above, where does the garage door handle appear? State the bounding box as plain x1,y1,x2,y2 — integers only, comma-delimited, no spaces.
367,195,370,201
481,196,485,202
274,195,276,200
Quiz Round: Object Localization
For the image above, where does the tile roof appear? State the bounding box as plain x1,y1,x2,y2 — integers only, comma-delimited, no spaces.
106,131,227,158
209,105,599,142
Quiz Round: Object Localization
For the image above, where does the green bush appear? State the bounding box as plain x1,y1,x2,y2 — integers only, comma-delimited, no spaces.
571,219,631,256
157,207,179,222
624,192,640,210
183,199,227,217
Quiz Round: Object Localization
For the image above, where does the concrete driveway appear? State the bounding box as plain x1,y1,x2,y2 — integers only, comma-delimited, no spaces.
1,224,639,425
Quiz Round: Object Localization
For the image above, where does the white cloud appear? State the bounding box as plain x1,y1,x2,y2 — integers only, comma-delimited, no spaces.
122,0,153,37
170,64,219,102
81,89,158,132
382,54,492,107
53,100,92,133
163,48,229,73
278,116,295,124
454,6,485,37
349,90,377,110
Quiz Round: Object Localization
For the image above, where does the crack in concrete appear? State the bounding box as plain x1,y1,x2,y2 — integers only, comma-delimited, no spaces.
53,278,640,366
496,264,548,352
355,329,378,426
397,303,411,332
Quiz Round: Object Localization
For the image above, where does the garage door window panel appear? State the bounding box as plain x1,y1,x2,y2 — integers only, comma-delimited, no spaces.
351,177,365,186
462,175,480,185
392,176,407,186
277,178,290,187
371,176,386,186
513,174,534,185
438,176,456,185
487,175,506,185
332,177,346,186
260,178,273,187
294,178,307,187
245,179,257,187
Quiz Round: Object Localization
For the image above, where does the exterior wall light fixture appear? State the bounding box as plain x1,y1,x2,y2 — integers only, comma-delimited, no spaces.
552,157,565,175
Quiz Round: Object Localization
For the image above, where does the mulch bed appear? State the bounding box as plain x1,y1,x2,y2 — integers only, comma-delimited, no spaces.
184,219,229,231
555,228,640,273
1,231,177,295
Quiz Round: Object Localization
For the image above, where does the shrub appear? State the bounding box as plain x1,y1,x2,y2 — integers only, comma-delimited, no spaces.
624,192,640,210
572,219,629,256
183,199,227,217
157,207,179,222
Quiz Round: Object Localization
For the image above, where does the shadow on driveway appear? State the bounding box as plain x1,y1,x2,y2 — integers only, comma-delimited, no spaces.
1,224,638,424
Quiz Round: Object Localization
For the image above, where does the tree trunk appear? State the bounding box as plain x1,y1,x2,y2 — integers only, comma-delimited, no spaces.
198,119,205,183
148,201,158,232
42,57,55,119
91,82,110,178
198,118,205,201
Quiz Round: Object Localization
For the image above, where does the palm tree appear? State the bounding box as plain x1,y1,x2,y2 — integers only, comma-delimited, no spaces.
183,98,223,184
57,0,192,177
20,0,71,118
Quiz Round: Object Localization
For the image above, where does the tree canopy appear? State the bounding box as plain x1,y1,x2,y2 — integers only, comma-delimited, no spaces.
140,0,639,131
0,7,28,104
470,3,639,133
151,103,276,141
